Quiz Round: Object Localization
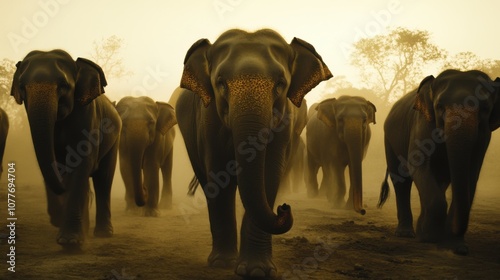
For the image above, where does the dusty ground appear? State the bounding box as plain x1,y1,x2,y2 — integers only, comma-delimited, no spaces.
0,128,499,280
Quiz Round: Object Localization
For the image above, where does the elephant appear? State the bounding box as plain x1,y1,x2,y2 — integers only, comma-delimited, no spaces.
306,96,376,214
280,99,308,194
10,49,122,249
0,108,8,179
176,29,332,278
377,69,500,255
115,96,177,216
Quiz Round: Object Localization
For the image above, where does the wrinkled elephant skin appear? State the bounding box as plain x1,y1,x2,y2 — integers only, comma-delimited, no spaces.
176,29,332,278
11,49,121,249
378,69,500,255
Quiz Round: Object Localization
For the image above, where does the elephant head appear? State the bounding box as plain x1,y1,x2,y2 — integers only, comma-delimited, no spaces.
316,96,376,214
413,69,500,236
181,29,332,234
11,49,106,195
115,96,177,206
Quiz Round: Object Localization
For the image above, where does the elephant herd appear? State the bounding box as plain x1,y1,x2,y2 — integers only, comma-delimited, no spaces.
4,28,500,278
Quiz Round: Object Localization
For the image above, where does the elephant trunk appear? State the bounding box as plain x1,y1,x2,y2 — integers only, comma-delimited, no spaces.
25,83,65,194
119,128,148,206
444,109,478,236
343,119,366,215
232,115,293,235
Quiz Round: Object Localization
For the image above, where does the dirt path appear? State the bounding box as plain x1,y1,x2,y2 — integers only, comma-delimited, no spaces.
1,130,499,279
1,179,499,280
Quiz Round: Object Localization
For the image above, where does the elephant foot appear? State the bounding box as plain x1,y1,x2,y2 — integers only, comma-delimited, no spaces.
57,230,84,250
440,237,468,255
208,250,237,268
144,207,161,217
395,226,415,238
235,256,277,279
94,223,114,238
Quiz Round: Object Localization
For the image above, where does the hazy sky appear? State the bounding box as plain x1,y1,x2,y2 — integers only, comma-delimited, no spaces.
1,0,499,104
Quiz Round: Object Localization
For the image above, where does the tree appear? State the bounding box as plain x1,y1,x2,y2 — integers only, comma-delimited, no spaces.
351,27,446,103
444,52,500,78
443,51,485,71
0,58,24,128
89,35,132,79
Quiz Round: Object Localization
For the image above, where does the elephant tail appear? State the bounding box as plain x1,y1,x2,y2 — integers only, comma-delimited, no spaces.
187,176,200,196
377,169,390,208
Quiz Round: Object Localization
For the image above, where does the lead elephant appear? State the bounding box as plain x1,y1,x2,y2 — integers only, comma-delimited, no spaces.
378,69,500,255
306,96,376,214
115,96,177,216
0,108,8,179
10,49,122,249
176,29,332,278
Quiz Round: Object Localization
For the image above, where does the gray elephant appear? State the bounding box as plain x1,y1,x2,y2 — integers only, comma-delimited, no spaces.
306,96,376,214
0,108,8,179
10,49,122,249
280,100,308,194
378,69,500,255
176,29,332,278
115,96,177,216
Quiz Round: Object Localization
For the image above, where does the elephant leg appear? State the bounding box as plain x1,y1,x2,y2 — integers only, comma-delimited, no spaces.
305,153,320,198
159,149,173,209
386,147,415,238
237,214,275,278
92,147,117,237
236,141,286,278
414,168,447,243
45,186,64,227
292,147,305,193
205,182,238,268
331,164,347,209
143,161,161,217
57,174,91,249
120,161,139,213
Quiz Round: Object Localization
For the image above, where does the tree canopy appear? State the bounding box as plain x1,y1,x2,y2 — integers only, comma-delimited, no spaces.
351,27,445,103
89,35,132,79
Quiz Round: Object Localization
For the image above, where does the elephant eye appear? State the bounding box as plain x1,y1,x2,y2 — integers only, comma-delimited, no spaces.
274,78,287,95
216,76,227,95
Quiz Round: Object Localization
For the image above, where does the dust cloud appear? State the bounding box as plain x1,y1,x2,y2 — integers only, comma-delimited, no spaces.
0,100,499,279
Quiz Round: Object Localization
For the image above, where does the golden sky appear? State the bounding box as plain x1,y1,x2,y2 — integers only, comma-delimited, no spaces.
1,0,499,104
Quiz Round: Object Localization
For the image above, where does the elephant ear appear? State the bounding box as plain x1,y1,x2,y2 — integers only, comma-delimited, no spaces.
490,77,500,131
367,101,377,124
288,38,333,108
316,98,336,127
180,39,213,107
156,101,177,135
10,61,23,105
414,75,435,123
75,57,107,106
